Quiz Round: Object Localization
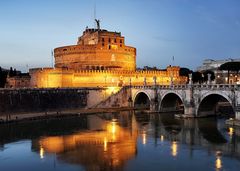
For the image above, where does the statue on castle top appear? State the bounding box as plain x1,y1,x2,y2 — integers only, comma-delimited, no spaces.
95,19,100,30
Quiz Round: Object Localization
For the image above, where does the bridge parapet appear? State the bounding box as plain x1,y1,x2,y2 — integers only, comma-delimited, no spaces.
129,85,156,90
192,84,240,90
158,84,188,90
127,84,240,91
129,84,189,90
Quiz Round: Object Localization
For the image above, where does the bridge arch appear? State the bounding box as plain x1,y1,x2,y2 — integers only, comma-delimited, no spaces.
160,113,183,135
160,92,184,113
197,93,234,117
133,91,151,109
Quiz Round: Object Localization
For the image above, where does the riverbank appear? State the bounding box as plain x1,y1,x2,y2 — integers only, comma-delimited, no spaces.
0,107,136,124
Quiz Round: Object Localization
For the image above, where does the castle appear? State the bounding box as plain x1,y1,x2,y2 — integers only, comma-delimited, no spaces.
29,21,186,88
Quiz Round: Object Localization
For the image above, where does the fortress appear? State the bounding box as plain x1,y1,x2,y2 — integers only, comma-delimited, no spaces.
29,20,186,88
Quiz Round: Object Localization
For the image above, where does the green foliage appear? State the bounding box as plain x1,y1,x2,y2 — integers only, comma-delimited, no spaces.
179,68,192,77
192,71,203,83
0,67,8,88
202,70,215,81
219,62,240,71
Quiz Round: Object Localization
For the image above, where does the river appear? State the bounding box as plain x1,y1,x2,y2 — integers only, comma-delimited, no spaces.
0,111,239,171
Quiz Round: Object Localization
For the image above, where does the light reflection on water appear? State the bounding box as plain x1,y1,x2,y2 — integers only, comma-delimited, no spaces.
0,111,240,171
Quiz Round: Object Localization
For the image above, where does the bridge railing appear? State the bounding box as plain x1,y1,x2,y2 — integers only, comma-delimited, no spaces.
192,84,240,90
128,84,240,90
1,84,239,92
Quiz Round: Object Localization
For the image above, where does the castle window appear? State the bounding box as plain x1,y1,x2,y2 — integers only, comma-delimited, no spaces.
63,49,67,51
108,38,111,43
102,43,104,46
109,45,111,50
120,39,122,43
114,38,117,43
102,38,104,42
101,66,104,70
96,66,100,70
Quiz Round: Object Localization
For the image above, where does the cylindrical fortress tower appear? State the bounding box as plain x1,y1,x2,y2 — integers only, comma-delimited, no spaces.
54,28,136,71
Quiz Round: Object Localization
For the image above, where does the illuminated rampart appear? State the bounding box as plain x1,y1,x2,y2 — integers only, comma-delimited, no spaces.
30,66,186,88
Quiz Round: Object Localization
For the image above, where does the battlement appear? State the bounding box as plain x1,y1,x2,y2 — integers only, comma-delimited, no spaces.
29,66,186,88
30,67,179,76
54,44,135,56
83,28,121,36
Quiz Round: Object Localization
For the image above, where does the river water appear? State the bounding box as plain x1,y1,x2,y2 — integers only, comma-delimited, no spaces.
0,111,239,171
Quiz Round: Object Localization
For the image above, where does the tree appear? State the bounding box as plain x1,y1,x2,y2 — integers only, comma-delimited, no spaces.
180,68,192,83
192,71,203,83
180,68,192,77
0,67,8,87
219,62,240,84
9,67,13,77
202,70,215,82
13,68,17,76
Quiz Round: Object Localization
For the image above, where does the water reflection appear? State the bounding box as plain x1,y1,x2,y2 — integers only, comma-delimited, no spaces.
40,146,44,159
160,135,164,142
33,116,136,170
142,130,147,145
197,118,227,144
0,112,240,171
215,151,222,171
171,141,178,157
228,127,234,138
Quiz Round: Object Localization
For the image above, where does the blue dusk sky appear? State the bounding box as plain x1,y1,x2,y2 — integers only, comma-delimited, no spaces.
0,0,240,72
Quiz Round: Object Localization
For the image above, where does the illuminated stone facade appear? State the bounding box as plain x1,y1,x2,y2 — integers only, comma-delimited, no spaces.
5,74,30,88
55,28,136,71
30,24,186,88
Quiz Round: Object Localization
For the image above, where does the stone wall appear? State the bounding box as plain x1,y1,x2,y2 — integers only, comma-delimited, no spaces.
54,44,136,71
29,67,187,88
95,87,130,108
0,88,106,114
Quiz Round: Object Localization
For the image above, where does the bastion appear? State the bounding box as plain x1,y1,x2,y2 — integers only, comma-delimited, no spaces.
29,21,187,88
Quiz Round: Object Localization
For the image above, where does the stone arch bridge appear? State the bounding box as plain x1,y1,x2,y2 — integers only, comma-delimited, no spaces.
98,84,240,119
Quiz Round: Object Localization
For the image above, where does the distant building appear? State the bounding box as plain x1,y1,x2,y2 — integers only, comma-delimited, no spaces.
5,73,31,88
29,20,186,88
197,59,240,84
196,58,240,71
